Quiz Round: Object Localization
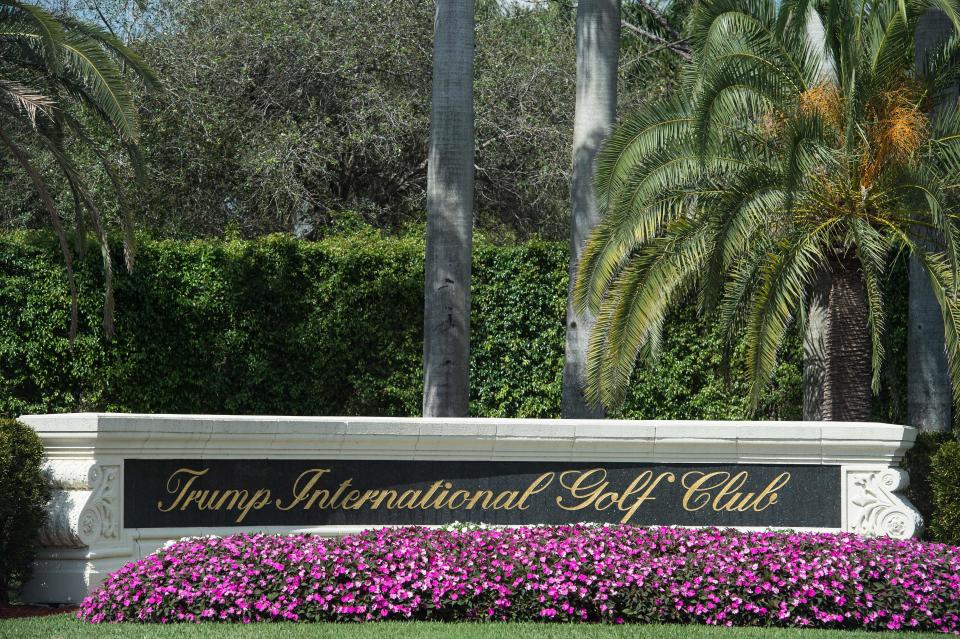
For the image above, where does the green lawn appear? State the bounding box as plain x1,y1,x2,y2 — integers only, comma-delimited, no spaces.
0,616,950,639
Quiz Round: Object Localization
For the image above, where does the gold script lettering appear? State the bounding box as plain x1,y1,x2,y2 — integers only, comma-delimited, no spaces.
157,468,209,512
618,471,676,523
681,471,731,511
681,470,791,513
234,489,271,523
274,469,331,511
514,472,555,510
751,472,791,511
556,468,608,512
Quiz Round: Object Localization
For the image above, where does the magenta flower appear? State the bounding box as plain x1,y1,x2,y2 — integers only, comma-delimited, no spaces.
77,526,960,633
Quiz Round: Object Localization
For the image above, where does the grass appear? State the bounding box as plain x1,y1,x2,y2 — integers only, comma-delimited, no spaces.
0,616,950,639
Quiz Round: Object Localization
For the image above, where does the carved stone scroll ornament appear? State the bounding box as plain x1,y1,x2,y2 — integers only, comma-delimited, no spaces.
38,462,121,549
848,468,923,539
38,489,87,548
77,464,120,546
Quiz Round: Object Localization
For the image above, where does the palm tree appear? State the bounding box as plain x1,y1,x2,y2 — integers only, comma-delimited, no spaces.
908,9,956,431
574,0,960,419
422,0,476,417
0,0,156,340
563,0,621,419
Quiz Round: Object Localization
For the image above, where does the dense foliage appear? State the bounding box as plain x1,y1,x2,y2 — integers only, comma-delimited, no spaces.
1,0,686,241
0,230,802,420
930,440,960,544
0,418,49,603
78,526,960,631
902,432,954,530
899,432,960,544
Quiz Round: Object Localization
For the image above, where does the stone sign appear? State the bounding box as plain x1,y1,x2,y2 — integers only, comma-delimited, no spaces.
125,459,841,528
17,414,922,603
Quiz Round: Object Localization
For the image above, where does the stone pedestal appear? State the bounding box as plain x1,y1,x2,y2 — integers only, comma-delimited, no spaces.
18,413,922,603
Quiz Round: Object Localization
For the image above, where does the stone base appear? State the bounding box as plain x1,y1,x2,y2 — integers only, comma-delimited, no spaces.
21,549,129,604
17,414,923,603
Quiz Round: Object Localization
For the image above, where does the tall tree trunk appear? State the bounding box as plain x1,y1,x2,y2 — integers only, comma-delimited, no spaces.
806,254,873,421
802,6,835,421
803,270,829,420
909,10,956,432
422,0,475,417
562,0,620,419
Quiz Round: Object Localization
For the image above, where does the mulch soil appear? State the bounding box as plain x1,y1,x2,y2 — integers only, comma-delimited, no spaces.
0,603,77,619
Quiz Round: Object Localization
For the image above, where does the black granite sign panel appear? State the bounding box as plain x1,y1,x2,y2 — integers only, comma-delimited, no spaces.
123,459,841,529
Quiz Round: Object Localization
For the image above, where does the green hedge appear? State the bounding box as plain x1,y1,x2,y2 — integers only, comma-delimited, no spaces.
901,432,953,532
898,431,960,544
930,440,960,544
0,419,49,602
0,230,805,420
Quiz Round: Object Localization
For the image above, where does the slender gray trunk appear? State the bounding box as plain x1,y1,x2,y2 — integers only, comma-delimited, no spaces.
422,0,475,417
909,10,956,432
801,5,836,421
803,269,829,420
562,0,620,419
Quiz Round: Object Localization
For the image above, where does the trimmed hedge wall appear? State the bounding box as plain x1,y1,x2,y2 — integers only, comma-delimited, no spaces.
930,440,960,544
0,230,803,420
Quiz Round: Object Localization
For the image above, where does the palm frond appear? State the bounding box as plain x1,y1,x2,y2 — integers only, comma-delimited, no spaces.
850,217,889,391
700,166,784,310
58,31,140,141
1,0,154,341
0,0,65,72
0,78,53,125
892,167,960,283
745,224,833,409
57,15,160,88
594,98,694,208
869,7,913,91
913,248,960,404
584,219,709,407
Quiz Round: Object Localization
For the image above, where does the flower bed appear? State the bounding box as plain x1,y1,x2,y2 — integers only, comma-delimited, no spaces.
78,526,960,632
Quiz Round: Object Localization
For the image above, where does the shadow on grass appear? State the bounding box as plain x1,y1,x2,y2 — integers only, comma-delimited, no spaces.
0,617,949,639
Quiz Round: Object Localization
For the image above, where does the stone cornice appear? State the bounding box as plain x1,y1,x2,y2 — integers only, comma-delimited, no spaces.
21,413,914,466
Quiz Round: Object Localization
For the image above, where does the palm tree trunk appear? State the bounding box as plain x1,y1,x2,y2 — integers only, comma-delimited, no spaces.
908,10,956,432
562,0,620,419
809,254,872,421
803,270,829,420
801,6,835,421
422,0,475,417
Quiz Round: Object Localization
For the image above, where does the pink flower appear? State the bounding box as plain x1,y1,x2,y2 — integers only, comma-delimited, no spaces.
75,526,960,633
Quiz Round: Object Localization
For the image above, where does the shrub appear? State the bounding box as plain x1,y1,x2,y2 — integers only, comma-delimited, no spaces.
0,230,806,420
0,419,49,603
930,441,960,545
78,526,959,631
901,432,952,538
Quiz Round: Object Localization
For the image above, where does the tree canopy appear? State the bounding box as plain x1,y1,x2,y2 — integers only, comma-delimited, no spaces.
1,0,689,240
